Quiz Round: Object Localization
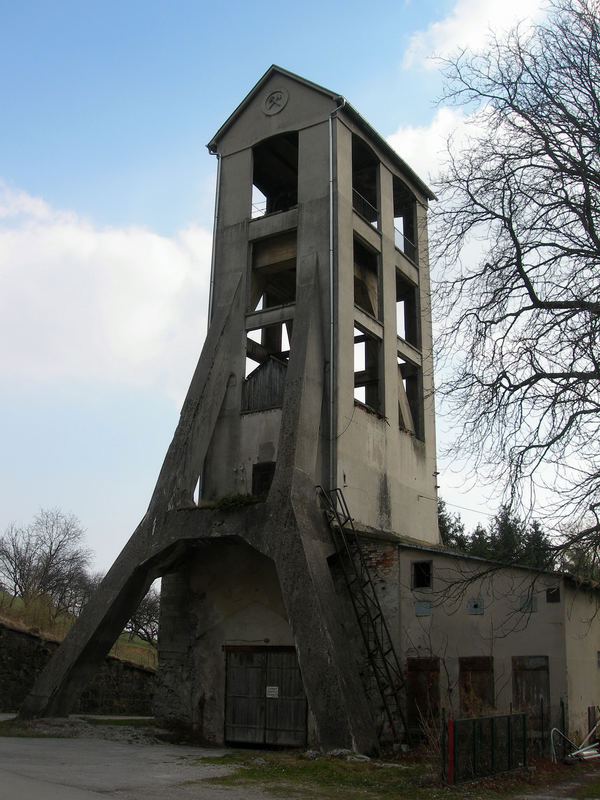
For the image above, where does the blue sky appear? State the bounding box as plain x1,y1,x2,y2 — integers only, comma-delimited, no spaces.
0,0,546,571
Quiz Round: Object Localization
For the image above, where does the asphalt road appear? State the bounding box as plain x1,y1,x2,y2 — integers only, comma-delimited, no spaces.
0,736,267,800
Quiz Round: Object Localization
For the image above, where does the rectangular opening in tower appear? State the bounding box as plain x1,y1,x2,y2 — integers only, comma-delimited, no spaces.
393,176,417,262
243,322,291,411
250,231,297,311
353,237,380,319
396,271,419,346
252,132,298,218
397,354,423,438
352,134,379,228
354,325,382,413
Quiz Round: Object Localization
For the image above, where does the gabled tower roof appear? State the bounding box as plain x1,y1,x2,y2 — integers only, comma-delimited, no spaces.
207,65,435,201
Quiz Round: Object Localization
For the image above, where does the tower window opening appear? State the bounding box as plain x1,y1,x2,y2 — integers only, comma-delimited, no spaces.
354,325,382,414
243,322,292,411
250,231,297,311
396,271,420,346
354,237,380,319
352,135,379,227
398,354,424,439
252,132,298,218
393,176,417,262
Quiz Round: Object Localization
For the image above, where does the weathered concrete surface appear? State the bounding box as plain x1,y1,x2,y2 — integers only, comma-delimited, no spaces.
19,66,441,755
20,259,377,755
0,736,266,800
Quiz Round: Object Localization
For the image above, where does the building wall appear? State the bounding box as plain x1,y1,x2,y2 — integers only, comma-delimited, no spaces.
394,546,600,733
155,539,299,743
157,69,442,745
333,117,439,544
202,71,439,544
563,582,600,738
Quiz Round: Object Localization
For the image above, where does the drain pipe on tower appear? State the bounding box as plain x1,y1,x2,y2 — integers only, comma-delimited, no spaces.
207,152,221,326
328,97,346,491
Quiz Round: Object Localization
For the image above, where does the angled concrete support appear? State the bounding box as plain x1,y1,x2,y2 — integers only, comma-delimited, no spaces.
20,275,243,718
19,263,377,753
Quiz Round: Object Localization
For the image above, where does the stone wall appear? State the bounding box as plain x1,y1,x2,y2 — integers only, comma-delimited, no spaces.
0,620,155,714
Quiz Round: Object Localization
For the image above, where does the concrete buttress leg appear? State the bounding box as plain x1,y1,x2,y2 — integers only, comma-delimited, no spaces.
20,277,244,718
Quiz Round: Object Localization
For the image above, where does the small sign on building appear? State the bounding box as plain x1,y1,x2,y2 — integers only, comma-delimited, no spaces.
266,685,279,698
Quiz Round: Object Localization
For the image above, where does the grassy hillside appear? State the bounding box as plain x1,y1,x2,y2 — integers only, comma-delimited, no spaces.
0,590,157,668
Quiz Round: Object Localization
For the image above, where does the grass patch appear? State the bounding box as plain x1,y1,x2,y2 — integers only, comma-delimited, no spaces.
575,775,600,797
109,637,157,668
189,751,600,800
198,493,263,511
191,751,469,800
0,590,157,669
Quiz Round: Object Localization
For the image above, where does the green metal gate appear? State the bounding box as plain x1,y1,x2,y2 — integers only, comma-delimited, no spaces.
443,712,527,783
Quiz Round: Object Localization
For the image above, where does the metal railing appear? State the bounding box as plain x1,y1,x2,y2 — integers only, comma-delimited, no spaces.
394,226,417,262
352,189,379,228
251,199,267,218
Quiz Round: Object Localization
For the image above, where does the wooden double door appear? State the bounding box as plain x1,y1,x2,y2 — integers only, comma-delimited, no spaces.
224,647,307,746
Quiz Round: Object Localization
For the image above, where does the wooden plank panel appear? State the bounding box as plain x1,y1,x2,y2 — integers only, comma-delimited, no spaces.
225,651,266,744
265,650,307,747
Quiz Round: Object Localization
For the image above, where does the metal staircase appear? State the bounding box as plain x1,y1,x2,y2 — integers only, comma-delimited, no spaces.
317,486,409,743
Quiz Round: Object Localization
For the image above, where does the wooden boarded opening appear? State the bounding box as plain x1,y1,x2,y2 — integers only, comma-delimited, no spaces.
224,646,307,746
459,656,494,715
406,656,440,737
512,655,549,712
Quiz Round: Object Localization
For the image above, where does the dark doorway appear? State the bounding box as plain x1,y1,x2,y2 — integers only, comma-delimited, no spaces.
406,656,440,737
224,646,307,746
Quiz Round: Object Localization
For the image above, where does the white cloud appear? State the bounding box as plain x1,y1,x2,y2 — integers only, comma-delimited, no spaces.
404,0,546,69
387,106,482,185
0,182,212,404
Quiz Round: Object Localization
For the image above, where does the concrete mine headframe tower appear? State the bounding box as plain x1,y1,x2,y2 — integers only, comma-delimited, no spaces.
21,66,439,753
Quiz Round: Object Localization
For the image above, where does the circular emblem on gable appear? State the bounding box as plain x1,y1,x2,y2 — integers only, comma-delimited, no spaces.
263,88,289,116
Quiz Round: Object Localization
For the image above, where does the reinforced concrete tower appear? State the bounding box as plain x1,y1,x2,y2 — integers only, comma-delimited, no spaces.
20,67,439,752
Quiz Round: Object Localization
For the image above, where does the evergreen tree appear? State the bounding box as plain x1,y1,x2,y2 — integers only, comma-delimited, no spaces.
438,499,469,551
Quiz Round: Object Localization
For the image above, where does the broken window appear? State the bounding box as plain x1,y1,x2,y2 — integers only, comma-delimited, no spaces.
396,271,419,346
354,325,382,413
352,135,379,227
412,561,432,589
252,132,298,218
354,237,380,319
393,176,417,262
243,322,291,412
398,355,424,438
546,587,560,603
250,231,297,311
252,461,276,497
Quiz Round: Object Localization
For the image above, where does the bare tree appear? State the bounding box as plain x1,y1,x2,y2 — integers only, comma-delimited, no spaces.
0,522,39,603
434,0,600,525
0,509,91,617
124,585,160,645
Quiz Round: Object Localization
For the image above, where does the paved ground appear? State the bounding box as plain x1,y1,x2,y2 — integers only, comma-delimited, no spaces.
2,715,600,800
0,730,267,800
